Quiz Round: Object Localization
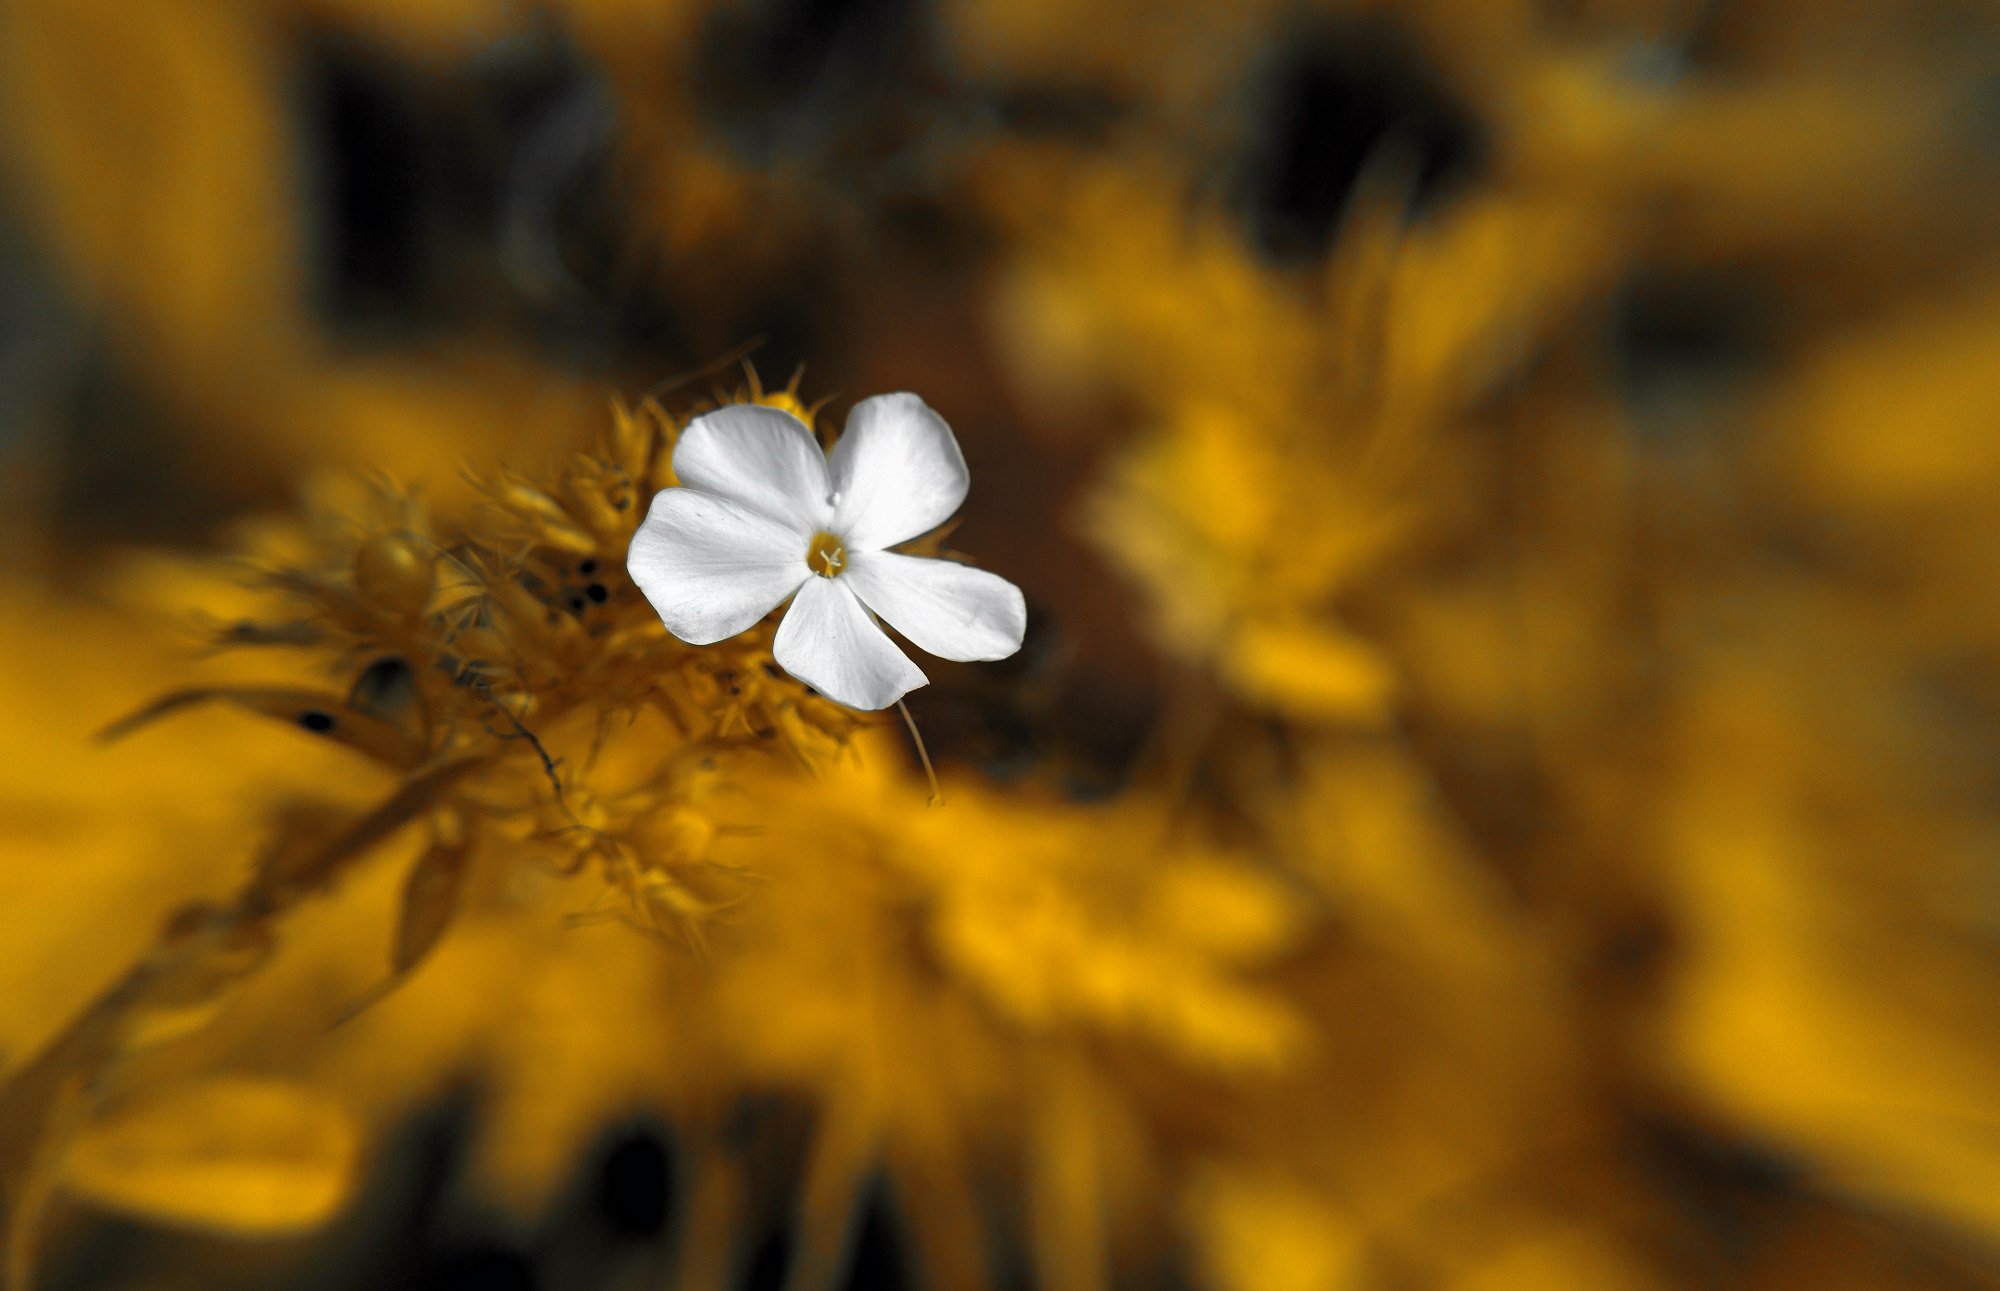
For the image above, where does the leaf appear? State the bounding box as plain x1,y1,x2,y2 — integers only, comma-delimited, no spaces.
392,839,472,975
243,758,487,901
96,687,427,769
62,1077,359,1235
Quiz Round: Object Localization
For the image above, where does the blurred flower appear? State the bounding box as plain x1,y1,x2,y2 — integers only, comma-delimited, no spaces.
676,745,1310,1290
629,393,1026,709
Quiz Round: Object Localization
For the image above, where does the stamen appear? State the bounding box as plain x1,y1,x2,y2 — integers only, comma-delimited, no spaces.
806,530,847,578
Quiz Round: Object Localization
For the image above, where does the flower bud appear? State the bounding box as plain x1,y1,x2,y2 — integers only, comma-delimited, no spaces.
352,535,436,620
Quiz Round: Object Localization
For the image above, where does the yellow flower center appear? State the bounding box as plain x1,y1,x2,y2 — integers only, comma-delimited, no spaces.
806,531,847,578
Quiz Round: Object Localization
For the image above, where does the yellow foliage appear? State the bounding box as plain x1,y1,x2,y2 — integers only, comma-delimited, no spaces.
3,1,2000,1288
63,1077,359,1234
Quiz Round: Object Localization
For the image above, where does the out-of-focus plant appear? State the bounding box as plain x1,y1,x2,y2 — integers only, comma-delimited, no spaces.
4,0,2000,1288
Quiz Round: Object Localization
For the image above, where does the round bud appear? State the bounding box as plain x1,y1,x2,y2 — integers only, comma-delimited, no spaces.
353,535,436,619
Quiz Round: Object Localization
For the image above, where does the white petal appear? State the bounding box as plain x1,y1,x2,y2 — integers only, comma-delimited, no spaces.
627,488,810,645
828,393,970,550
674,404,833,530
773,576,928,710
844,549,1026,662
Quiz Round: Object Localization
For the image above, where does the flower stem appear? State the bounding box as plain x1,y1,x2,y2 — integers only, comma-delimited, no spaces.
896,699,942,807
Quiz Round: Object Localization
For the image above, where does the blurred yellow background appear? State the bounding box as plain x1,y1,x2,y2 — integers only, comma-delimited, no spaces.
3,0,2000,1288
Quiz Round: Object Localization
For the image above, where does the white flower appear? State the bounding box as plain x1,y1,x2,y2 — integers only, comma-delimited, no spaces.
626,392,1027,710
